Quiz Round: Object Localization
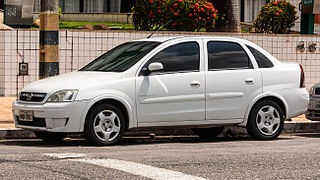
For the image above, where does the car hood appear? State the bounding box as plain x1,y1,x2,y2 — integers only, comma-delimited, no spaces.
22,71,123,94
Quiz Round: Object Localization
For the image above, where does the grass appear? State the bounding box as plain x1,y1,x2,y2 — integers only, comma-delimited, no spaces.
59,21,135,30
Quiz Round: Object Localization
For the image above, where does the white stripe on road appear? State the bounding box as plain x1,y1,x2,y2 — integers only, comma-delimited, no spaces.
44,153,86,159
44,153,207,180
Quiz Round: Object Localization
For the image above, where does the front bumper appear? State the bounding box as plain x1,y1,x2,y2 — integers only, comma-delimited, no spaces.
12,99,90,132
305,96,320,121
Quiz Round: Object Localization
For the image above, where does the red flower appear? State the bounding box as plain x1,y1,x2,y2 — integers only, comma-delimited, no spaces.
273,2,278,5
207,17,210,20
202,18,206,21
158,10,162,13
259,12,261,15
275,12,280,16
216,10,218,12
195,18,198,21
172,22,177,26
149,0,153,3
189,13,193,17
213,21,215,25
279,9,283,13
200,8,205,12
174,13,179,16
194,13,197,15
173,3,178,7
199,16,201,19
284,2,287,5
179,0,183,2
213,14,216,18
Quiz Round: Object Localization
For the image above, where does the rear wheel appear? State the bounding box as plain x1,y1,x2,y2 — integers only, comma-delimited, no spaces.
191,127,224,138
33,131,67,142
246,100,284,140
84,103,125,146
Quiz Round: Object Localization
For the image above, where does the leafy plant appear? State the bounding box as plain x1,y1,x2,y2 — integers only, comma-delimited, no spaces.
132,0,218,31
253,0,298,33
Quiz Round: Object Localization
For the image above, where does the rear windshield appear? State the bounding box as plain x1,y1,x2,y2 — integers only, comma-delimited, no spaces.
80,41,161,72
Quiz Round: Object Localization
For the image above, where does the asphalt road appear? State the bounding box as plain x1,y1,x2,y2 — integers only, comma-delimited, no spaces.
0,134,320,180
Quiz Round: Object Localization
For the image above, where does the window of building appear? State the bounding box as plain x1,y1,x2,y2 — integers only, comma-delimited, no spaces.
246,45,273,68
142,42,200,75
208,41,252,70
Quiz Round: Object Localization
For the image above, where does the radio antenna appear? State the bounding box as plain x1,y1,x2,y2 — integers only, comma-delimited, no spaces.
147,20,172,39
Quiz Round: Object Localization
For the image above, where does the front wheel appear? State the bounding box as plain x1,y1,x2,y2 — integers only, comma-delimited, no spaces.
246,100,284,140
84,103,125,146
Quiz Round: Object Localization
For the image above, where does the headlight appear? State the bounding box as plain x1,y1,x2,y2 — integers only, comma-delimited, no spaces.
47,90,78,102
309,87,314,95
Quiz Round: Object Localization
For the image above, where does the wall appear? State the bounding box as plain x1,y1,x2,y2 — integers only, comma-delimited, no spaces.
0,30,4,96
1,29,320,97
59,13,133,24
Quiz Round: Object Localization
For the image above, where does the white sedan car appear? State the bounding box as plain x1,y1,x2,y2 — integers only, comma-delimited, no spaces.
12,36,309,145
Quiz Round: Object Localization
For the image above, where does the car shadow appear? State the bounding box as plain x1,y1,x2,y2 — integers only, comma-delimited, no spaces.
292,133,320,138
0,135,290,147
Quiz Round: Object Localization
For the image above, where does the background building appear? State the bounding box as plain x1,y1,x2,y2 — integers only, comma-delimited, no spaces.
33,0,135,13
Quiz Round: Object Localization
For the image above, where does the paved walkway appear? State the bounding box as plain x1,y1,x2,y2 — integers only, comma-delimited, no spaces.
0,97,310,129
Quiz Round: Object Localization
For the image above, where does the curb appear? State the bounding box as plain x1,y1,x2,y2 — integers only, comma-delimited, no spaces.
0,121,319,139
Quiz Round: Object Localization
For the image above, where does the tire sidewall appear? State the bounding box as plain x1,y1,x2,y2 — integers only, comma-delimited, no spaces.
84,104,125,145
247,100,284,140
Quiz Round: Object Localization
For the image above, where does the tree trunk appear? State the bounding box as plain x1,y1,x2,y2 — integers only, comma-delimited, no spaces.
212,0,241,32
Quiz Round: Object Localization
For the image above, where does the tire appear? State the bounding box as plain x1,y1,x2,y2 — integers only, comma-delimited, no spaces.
84,103,125,146
191,127,224,138
34,131,67,142
246,100,284,140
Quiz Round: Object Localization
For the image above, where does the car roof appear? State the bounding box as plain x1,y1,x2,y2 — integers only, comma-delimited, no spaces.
135,36,251,44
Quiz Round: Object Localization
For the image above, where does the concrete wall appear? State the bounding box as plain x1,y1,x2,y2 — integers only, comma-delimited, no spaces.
1,29,320,97
0,30,4,96
59,13,132,24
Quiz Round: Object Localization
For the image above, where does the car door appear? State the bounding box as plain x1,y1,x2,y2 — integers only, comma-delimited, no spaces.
135,40,205,125
204,40,263,120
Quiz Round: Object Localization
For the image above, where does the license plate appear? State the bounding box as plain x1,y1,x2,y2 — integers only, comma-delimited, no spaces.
19,110,33,121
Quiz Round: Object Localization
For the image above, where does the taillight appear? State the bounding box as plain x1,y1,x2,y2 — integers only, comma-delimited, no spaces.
299,64,305,88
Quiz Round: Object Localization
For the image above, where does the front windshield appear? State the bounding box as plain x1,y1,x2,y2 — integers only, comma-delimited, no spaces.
80,41,161,72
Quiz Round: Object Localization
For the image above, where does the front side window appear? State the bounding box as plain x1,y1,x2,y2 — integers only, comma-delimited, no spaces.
141,42,200,75
208,41,252,70
80,41,160,72
246,45,274,68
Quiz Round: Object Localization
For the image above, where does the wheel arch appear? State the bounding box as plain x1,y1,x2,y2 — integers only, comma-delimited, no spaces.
241,93,289,126
80,94,136,132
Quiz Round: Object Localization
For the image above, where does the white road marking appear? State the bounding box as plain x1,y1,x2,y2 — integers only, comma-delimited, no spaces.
44,153,207,180
44,153,86,159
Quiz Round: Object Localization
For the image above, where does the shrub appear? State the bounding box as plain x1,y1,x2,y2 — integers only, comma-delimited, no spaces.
253,0,298,34
132,0,218,31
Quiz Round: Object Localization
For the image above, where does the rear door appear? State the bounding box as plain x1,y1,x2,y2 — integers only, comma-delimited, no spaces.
204,40,263,120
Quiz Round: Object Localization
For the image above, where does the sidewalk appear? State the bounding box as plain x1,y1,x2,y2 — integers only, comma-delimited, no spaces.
0,97,319,139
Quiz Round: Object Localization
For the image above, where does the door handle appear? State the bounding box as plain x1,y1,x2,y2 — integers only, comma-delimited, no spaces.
190,81,200,88
245,78,255,83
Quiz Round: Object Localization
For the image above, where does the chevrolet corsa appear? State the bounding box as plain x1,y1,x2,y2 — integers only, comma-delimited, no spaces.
13,36,309,145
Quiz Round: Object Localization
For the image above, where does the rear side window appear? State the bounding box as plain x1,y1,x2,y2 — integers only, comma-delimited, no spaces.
246,45,274,68
142,42,200,74
207,41,252,70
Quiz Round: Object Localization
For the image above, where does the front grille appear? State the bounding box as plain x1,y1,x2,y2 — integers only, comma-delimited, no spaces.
16,116,46,127
315,88,320,95
19,92,47,102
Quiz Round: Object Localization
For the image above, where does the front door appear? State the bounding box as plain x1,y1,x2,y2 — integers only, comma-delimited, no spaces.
136,40,205,125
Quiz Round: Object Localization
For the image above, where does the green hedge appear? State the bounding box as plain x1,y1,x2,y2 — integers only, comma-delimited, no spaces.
253,0,298,33
132,0,218,31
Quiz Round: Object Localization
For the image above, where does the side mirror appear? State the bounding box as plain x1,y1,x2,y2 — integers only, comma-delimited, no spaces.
141,62,164,76
148,62,163,72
